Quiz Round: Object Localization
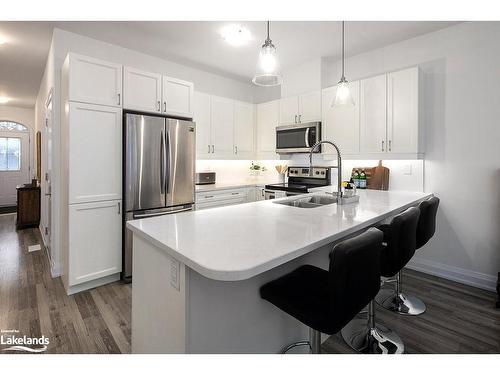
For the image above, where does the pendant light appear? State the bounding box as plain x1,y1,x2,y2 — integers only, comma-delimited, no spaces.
333,21,355,107
252,21,282,86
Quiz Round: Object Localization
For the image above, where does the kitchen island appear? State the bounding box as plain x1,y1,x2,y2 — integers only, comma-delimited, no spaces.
127,188,432,353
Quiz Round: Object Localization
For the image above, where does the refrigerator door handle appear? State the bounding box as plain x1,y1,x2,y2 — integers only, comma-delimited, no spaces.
166,130,171,194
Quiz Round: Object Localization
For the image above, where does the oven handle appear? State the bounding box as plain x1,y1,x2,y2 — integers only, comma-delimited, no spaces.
305,128,310,148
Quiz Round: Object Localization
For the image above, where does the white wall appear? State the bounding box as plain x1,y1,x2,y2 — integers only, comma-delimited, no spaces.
280,58,322,98
323,21,500,290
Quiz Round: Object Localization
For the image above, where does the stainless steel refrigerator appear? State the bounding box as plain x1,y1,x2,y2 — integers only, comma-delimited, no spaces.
123,112,195,281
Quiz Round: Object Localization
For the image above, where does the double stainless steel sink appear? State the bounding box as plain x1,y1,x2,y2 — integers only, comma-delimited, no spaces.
274,195,338,209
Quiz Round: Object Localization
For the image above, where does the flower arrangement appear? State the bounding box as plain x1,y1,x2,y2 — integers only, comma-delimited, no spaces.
249,161,267,176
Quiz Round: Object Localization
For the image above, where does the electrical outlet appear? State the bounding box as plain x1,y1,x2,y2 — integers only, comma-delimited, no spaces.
403,164,412,175
170,259,180,291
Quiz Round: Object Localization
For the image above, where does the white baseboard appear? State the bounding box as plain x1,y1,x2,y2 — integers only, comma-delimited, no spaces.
407,257,497,292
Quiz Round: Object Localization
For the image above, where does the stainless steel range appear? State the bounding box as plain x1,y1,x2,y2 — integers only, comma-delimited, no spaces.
264,166,331,200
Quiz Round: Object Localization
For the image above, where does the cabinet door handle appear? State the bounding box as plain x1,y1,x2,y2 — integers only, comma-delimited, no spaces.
157,101,161,111
231,192,239,195
211,145,214,153
235,146,238,154
163,101,167,112
208,145,210,153
388,140,392,152
205,195,214,199
117,202,121,214
381,140,385,152
261,188,265,197
294,115,297,123
298,114,301,123
117,93,121,106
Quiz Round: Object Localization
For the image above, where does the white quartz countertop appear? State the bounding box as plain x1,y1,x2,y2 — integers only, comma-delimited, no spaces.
127,188,432,281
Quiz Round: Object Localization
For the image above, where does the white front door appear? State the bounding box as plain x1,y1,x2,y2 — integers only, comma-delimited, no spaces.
0,130,30,207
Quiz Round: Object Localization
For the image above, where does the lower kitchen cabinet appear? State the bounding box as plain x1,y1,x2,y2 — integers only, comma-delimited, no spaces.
67,200,122,292
195,187,250,210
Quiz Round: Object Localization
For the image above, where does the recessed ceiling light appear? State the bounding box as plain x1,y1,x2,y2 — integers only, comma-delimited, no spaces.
0,96,10,104
221,24,251,46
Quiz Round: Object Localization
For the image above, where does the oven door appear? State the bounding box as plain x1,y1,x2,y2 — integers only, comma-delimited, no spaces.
276,122,321,153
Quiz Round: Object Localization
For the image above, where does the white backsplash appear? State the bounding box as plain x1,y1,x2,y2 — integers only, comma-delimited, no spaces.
197,157,424,192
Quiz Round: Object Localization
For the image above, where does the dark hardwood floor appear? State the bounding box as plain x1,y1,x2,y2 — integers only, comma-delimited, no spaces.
0,213,498,354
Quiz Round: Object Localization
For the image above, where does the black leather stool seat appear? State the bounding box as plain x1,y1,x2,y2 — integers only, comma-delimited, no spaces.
260,227,383,336
417,196,440,249
260,265,334,333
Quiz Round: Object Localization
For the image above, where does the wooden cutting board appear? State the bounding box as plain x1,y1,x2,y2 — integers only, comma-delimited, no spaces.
351,160,390,191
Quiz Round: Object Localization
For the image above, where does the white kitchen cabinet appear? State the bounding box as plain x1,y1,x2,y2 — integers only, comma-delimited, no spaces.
387,67,420,153
234,101,255,158
123,67,162,113
67,53,122,108
122,67,193,118
68,200,122,287
254,186,266,201
194,92,212,158
210,96,234,157
360,74,387,154
322,81,360,155
280,96,299,125
195,187,249,210
298,91,322,123
257,100,280,156
162,76,194,118
279,91,321,125
68,102,122,204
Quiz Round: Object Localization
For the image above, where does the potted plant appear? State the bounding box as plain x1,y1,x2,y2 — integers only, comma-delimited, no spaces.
249,161,267,176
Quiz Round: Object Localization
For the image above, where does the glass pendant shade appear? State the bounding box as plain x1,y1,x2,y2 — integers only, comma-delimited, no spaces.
333,78,355,107
252,22,282,86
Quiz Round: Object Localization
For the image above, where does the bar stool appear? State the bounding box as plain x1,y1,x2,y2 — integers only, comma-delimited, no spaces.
376,197,439,316
260,227,384,354
342,206,420,354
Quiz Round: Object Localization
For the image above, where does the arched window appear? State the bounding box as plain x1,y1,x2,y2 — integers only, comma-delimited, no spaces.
0,121,29,132
0,121,29,171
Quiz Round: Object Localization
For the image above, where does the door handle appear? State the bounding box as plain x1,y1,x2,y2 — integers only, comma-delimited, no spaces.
117,202,121,214
382,140,385,152
235,146,238,154
157,101,161,111
204,195,214,199
294,115,297,124
304,128,310,148
208,145,210,153
163,101,167,112
388,140,392,152
166,131,171,194
160,130,166,195
117,93,121,106
211,145,214,153
261,188,265,197
298,114,301,123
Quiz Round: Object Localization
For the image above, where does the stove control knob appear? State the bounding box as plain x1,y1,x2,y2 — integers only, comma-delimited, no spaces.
315,171,320,175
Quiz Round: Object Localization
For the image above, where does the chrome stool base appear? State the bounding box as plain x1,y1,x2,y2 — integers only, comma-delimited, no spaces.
375,288,426,316
341,317,404,354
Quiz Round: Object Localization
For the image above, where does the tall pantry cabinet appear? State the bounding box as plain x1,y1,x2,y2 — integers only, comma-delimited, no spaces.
61,53,123,295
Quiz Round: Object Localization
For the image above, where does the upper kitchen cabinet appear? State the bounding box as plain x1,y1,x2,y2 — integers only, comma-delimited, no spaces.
387,67,422,154
322,81,360,156
162,76,194,118
68,102,122,204
360,74,388,154
210,96,234,157
360,67,423,157
194,91,212,158
122,66,194,118
279,90,321,125
67,53,122,107
257,100,280,157
123,67,162,113
233,101,255,158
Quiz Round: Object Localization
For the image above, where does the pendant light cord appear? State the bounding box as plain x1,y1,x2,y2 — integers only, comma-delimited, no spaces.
267,21,270,41
341,21,345,80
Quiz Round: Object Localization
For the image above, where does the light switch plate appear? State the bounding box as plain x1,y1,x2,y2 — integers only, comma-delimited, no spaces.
170,259,180,291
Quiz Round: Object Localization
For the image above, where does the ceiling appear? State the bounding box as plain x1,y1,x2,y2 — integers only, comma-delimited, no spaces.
0,21,459,108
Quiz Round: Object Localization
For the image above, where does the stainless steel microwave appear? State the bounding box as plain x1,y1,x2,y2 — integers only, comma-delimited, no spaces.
275,122,321,154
